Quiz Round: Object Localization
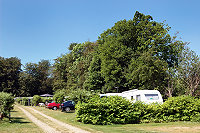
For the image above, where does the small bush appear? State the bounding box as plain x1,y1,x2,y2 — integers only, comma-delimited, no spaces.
53,89,66,103
22,97,29,106
15,98,22,104
32,95,42,106
0,92,14,120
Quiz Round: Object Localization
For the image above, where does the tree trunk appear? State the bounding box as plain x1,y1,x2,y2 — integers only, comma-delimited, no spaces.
166,78,173,97
0,113,3,120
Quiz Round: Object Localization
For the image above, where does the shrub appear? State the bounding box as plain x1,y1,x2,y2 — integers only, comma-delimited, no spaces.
46,97,53,103
76,95,200,125
160,96,200,121
53,89,66,103
76,96,143,125
41,97,46,103
141,95,200,122
0,92,14,120
67,89,94,103
32,95,42,106
22,97,29,106
191,113,200,122
141,103,163,123
15,98,22,104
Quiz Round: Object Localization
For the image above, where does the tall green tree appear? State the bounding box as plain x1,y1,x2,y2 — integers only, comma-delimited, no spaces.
53,42,97,91
19,60,53,96
178,46,200,96
0,57,21,96
127,48,168,92
164,35,186,97
87,11,182,93
83,53,105,92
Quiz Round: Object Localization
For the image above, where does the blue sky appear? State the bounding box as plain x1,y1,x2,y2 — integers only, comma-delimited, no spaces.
0,0,200,65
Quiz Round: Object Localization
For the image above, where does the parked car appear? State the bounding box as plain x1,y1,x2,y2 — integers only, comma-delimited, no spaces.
46,101,60,110
61,100,75,112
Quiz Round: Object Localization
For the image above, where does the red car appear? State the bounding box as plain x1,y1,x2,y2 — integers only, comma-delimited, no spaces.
46,101,60,110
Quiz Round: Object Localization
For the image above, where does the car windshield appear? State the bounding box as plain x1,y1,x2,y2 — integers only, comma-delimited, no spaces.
145,94,159,100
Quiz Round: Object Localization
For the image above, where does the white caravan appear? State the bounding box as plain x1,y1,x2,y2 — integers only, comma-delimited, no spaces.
100,89,163,104
122,89,163,104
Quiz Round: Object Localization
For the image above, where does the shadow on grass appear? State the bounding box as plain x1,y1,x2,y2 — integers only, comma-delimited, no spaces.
11,117,31,124
62,110,75,113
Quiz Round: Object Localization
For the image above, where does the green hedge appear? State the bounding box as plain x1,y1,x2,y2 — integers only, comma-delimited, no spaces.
141,96,200,123
76,95,200,125
76,96,143,125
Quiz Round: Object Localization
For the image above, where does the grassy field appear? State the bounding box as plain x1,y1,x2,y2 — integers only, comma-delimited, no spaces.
32,106,200,133
1,105,200,133
0,105,43,133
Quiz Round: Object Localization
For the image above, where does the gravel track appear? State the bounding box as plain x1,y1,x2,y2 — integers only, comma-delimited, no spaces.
17,105,90,133
18,106,60,133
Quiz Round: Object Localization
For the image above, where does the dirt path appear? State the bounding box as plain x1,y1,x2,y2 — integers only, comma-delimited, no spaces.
18,106,60,133
17,105,90,133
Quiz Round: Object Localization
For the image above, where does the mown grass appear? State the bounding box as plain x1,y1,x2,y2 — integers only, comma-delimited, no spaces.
32,106,200,133
0,105,43,133
3,104,200,133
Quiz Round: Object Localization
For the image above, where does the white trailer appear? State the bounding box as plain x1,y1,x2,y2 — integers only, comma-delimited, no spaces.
100,89,163,104
122,89,163,104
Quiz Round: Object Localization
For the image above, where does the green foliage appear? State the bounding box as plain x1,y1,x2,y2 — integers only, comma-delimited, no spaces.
32,95,42,106
51,11,195,98
178,46,200,96
19,60,53,97
67,89,94,103
53,42,97,92
0,57,21,96
76,96,142,125
83,53,105,92
76,95,200,125
53,89,66,103
127,48,168,91
85,11,184,93
160,96,200,121
22,97,29,106
141,95,200,123
0,92,14,120
191,113,200,122
15,98,22,104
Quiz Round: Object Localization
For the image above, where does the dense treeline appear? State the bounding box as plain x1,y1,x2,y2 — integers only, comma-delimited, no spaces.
1,11,200,97
0,58,53,96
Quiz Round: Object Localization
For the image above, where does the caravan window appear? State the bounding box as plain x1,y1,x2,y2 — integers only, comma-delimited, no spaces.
136,95,141,101
145,94,159,100
131,96,133,100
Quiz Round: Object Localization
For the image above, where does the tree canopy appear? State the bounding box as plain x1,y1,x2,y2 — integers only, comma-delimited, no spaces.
1,11,200,98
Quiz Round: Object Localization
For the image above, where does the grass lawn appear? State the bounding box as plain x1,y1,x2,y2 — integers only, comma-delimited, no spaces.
0,105,43,133
32,106,200,133
2,104,200,133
